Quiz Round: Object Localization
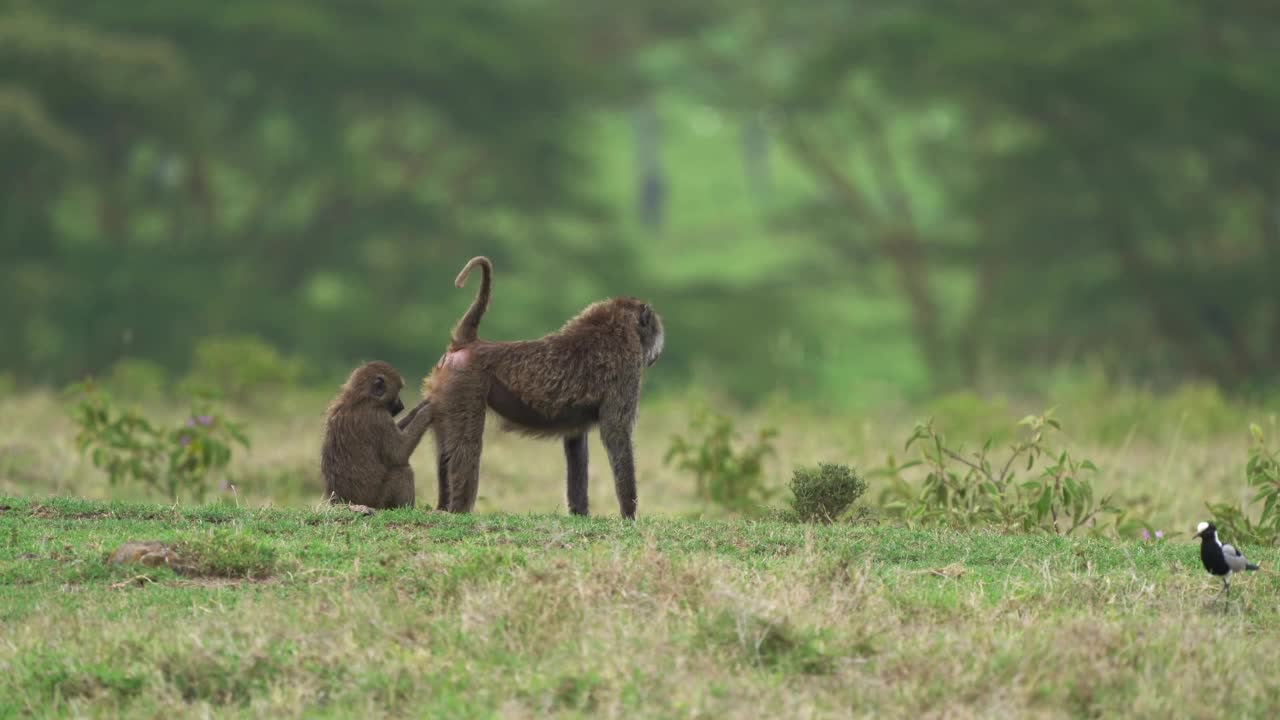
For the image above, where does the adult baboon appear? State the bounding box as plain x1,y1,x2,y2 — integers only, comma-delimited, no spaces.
321,361,434,510
422,256,665,519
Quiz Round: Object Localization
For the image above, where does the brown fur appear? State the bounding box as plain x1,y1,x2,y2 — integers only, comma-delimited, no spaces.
420,257,665,519
321,361,434,509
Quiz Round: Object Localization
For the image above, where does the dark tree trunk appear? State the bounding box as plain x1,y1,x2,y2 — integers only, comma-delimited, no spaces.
632,99,666,231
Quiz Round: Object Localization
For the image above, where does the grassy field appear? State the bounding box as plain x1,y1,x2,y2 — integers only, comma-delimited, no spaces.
1,496,1277,718
0,381,1278,717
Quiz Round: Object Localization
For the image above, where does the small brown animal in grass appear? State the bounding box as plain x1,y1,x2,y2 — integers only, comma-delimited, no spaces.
420,256,664,519
321,361,434,510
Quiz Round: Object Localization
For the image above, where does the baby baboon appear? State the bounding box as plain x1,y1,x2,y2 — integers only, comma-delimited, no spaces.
322,361,434,510
421,256,665,519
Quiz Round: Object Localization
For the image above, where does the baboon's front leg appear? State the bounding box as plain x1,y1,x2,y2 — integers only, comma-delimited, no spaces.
564,433,589,516
600,416,638,520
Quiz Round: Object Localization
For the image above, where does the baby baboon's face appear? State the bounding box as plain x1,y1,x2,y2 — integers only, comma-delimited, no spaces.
363,363,405,416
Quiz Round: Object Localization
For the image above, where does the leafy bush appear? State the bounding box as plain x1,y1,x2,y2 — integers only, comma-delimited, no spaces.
788,462,867,523
664,408,778,515
1206,421,1280,547
872,411,1131,536
181,335,308,403
68,379,250,502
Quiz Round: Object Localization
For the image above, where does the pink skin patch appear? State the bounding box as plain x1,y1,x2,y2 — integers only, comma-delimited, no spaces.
438,348,470,370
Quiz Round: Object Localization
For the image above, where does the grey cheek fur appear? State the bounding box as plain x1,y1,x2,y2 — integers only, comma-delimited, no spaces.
647,329,665,366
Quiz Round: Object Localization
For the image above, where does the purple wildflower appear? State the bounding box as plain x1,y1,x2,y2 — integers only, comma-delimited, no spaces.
185,418,195,428
1154,530,1164,540
196,415,213,427
1140,529,1150,541
179,435,191,447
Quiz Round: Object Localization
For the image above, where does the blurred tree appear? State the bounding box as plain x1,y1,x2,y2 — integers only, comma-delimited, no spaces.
0,1,625,382
670,0,1280,391
4,0,1278,400
835,0,1280,389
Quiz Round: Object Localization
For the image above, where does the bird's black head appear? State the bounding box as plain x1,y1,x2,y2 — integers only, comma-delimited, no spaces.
1193,521,1216,540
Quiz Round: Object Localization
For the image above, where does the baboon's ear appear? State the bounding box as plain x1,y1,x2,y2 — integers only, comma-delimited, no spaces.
638,304,654,328
372,375,387,397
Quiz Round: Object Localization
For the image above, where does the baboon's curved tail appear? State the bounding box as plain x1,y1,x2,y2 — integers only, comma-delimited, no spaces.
451,256,492,346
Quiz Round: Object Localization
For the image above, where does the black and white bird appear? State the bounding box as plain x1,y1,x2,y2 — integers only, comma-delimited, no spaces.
1193,521,1259,599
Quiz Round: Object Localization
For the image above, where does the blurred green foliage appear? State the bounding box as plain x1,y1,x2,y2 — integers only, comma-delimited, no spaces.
102,358,171,403
181,335,309,403
2,2,1278,405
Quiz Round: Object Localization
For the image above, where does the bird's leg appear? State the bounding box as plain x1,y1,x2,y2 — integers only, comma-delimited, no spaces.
1211,577,1228,605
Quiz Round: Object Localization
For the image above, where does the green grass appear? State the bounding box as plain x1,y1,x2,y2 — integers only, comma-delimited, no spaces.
3,496,1278,717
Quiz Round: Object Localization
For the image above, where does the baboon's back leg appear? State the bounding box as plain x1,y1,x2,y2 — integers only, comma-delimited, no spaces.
433,424,450,511
443,395,487,514
564,433,589,516
599,413,638,520
384,467,416,509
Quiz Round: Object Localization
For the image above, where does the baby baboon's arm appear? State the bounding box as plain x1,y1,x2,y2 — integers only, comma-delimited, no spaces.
384,401,433,465
396,398,431,431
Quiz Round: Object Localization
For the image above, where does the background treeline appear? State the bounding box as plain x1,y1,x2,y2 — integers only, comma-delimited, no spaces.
3,1,1278,408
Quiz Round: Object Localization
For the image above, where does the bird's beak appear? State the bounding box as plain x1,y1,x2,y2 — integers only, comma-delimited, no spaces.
1192,529,1204,538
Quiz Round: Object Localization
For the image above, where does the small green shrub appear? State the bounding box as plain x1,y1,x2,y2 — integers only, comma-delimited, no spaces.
664,408,778,515
68,379,250,502
1206,420,1280,547
872,410,1132,536
181,335,308,403
788,462,867,523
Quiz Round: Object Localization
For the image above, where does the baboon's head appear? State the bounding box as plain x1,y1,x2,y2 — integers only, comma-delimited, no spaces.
343,360,406,416
636,303,665,368
565,296,666,369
